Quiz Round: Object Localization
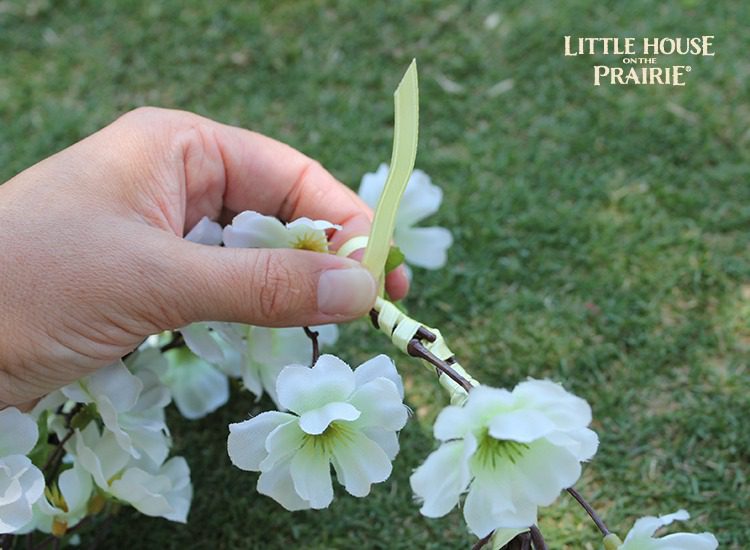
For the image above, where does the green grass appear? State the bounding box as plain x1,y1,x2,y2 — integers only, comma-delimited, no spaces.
2,0,749,548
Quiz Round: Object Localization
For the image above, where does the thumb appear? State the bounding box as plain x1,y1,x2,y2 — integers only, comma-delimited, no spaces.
154,238,378,328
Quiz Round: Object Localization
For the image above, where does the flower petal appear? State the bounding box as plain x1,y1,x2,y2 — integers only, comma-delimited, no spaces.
353,354,403,398
395,226,453,269
261,420,306,471
656,532,719,549
488,409,557,443
625,510,691,540
223,211,290,248
276,355,356,414
298,402,360,435
257,458,311,511
0,408,39,457
78,361,142,413
433,405,473,441
464,465,537,535
410,438,475,518
290,441,334,509
331,431,392,497
357,163,389,209
227,412,296,472
184,216,223,245
348,378,407,431
180,324,225,364
164,351,229,420
396,169,443,226
515,440,582,505
361,428,400,460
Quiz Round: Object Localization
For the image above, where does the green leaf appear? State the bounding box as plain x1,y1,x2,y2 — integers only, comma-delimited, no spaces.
384,245,405,274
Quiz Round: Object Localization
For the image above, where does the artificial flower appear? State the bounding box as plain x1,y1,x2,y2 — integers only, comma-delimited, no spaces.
227,354,407,510
110,456,192,523
72,423,192,523
223,210,341,253
358,163,453,270
244,324,338,407
0,407,45,534
410,379,598,537
61,361,171,464
616,510,718,550
35,463,93,535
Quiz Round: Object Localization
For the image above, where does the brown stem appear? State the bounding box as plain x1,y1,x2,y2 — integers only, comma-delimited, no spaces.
302,327,320,366
566,487,610,536
529,525,548,550
472,531,493,550
159,332,185,353
406,339,473,393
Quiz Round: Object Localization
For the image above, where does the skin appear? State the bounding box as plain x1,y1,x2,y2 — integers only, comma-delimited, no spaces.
0,107,408,410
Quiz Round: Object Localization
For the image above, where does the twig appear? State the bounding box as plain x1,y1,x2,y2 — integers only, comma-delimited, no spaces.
43,428,75,474
159,333,185,353
406,339,473,393
566,487,610,536
302,327,320,366
471,531,493,550
368,308,474,393
529,525,548,550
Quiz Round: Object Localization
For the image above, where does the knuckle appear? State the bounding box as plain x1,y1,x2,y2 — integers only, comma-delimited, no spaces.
254,251,294,320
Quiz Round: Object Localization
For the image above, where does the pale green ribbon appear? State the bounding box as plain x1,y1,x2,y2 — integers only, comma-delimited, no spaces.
361,59,419,293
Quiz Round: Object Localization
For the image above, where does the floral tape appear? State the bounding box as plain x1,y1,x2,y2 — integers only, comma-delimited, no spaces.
336,235,370,258
362,59,419,294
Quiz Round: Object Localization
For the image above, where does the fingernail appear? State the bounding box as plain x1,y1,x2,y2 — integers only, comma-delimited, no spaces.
318,268,377,316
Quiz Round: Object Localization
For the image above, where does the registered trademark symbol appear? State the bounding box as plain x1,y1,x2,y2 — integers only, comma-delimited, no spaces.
686,66,692,72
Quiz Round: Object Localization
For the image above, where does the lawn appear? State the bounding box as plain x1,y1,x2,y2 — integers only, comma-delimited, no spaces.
1,0,749,548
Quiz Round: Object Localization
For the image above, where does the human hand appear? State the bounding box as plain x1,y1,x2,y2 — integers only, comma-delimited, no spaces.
0,107,408,409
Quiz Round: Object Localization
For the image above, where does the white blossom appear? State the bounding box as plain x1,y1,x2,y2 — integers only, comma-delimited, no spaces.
223,210,341,253
61,361,171,464
227,354,407,510
617,510,718,550
359,163,453,271
244,325,338,407
410,380,598,537
71,423,192,523
0,408,45,534
35,463,93,535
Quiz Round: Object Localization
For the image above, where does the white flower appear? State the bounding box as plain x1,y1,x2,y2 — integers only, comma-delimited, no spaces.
161,347,229,420
410,380,598,537
35,463,93,535
0,408,45,534
227,354,407,510
71,424,192,523
244,325,339,407
223,210,341,253
616,510,718,550
61,361,171,464
359,163,453,270
110,456,192,523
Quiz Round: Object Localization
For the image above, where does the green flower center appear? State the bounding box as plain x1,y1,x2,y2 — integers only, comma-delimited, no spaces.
473,428,530,469
302,421,356,455
291,232,328,253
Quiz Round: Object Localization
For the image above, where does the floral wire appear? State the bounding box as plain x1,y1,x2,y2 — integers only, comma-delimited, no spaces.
302,327,320,366
566,487,610,536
